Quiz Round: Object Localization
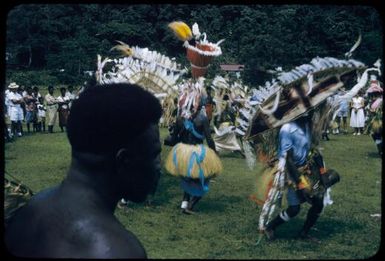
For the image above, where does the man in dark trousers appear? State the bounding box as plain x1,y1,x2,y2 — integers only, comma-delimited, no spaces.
5,83,162,258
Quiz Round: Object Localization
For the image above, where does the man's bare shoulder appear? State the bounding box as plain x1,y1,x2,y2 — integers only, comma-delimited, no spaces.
5,188,146,258
64,217,147,258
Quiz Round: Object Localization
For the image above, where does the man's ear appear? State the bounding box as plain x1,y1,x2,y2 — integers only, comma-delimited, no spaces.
115,148,142,168
115,148,132,169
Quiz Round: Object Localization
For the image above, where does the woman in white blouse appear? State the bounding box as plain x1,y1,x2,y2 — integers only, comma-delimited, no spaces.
349,92,365,135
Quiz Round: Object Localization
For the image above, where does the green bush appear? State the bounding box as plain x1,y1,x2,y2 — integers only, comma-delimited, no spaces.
6,70,90,87
6,70,59,87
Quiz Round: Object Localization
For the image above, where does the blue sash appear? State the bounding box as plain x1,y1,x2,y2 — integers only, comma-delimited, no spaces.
183,120,204,140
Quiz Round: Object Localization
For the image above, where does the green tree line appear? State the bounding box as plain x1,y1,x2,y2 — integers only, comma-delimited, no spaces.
6,4,382,87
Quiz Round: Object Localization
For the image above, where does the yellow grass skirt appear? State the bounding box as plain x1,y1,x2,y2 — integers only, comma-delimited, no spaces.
165,143,223,179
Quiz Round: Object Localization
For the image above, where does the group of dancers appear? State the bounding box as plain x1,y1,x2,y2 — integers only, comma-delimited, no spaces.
95,21,382,241
6,21,381,252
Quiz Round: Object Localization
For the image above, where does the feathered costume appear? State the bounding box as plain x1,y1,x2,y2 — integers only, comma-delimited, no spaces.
210,76,250,154
231,36,370,237
165,21,223,203
164,79,223,183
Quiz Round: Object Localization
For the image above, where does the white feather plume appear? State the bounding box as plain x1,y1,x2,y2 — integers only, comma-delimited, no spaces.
192,22,201,39
345,34,362,59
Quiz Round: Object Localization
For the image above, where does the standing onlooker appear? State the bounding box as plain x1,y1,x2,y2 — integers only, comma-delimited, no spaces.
336,88,349,134
350,91,365,135
65,85,76,109
6,82,24,137
19,86,27,123
37,97,46,132
4,88,13,140
32,86,42,131
24,87,37,133
32,86,41,99
45,85,58,133
56,87,70,132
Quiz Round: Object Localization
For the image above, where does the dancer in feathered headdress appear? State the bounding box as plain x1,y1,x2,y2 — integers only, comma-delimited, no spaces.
235,36,370,242
164,21,223,214
164,77,223,214
210,76,249,157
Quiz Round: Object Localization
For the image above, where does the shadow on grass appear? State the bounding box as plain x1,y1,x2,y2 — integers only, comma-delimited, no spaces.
273,216,364,242
367,151,381,159
195,194,244,213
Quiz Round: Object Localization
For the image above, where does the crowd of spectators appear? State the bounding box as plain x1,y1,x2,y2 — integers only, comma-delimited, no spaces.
4,83,78,141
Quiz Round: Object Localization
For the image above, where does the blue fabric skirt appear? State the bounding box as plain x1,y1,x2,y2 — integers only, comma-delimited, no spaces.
180,177,210,197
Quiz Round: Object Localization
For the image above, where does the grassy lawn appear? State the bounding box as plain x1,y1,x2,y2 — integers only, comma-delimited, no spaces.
4,126,382,259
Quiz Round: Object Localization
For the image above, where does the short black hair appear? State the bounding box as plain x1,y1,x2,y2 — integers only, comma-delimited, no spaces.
67,83,162,155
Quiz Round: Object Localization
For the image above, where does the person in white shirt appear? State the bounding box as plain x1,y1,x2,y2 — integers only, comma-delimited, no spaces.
36,97,47,132
6,82,24,137
4,89,12,139
65,85,76,109
57,87,70,132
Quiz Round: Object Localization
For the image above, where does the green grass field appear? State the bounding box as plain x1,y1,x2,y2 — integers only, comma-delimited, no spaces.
4,127,382,259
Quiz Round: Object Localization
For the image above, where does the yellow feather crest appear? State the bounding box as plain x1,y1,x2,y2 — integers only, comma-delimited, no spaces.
168,21,192,42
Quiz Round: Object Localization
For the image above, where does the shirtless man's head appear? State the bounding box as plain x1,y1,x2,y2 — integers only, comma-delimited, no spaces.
5,83,162,258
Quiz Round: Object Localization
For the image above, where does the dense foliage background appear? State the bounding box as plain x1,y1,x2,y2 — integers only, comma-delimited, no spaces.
6,4,383,86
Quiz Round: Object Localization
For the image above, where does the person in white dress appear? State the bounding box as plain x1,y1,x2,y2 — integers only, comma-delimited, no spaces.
349,92,365,135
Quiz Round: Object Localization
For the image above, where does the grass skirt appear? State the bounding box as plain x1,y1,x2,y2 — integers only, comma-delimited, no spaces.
165,143,222,179
249,163,278,206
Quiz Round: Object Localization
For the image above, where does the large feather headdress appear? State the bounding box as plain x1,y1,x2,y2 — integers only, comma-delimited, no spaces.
168,21,224,79
96,41,186,100
242,57,366,139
